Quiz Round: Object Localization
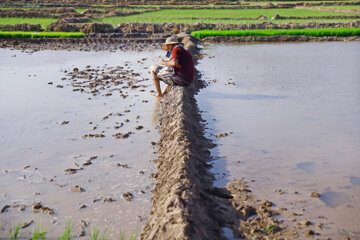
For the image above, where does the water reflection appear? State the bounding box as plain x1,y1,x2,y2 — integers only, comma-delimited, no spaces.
151,97,162,127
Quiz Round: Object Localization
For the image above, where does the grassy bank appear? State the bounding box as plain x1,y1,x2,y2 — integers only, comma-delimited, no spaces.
191,27,360,38
0,31,85,38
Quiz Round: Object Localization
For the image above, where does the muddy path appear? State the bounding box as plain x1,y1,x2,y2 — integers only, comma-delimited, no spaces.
139,35,297,239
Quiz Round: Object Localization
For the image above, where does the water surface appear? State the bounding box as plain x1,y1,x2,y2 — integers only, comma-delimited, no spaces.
197,42,360,239
0,48,163,238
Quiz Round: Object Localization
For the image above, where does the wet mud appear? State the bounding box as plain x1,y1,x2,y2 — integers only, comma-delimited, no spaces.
140,35,296,240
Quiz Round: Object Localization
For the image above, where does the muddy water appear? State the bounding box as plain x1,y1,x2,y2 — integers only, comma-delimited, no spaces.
0,48,163,238
197,42,360,239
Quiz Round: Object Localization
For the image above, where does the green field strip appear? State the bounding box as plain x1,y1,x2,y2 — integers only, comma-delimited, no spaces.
0,31,85,38
0,17,57,28
191,27,360,38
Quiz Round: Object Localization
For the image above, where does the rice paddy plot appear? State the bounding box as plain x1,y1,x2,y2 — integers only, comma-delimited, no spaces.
191,28,360,38
0,17,57,28
92,8,359,25
0,31,86,38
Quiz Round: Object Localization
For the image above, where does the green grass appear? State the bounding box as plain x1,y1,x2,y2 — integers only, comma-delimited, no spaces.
0,17,57,28
322,5,360,10
0,31,86,38
130,4,244,8
191,27,360,38
92,8,359,25
74,8,86,13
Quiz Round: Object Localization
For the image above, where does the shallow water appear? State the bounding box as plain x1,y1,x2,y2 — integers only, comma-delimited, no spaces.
0,48,163,238
197,42,360,239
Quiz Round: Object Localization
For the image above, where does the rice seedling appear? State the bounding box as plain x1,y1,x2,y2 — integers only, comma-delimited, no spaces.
119,230,137,240
32,225,47,240
8,224,21,240
191,27,360,38
0,31,86,38
89,227,108,240
57,221,71,240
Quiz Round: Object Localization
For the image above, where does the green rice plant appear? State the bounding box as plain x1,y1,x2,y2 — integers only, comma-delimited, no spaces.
0,17,57,28
32,225,47,240
0,31,86,38
8,224,21,240
119,230,137,240
92,8,359,25
89,227,107,240
58,221,71,240
191,27,360,39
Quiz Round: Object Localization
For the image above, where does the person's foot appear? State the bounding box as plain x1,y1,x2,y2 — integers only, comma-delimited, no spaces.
151,92,163,98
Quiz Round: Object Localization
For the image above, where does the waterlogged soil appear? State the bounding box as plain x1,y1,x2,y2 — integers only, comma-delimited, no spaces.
0,48,164,238
197,42,360,239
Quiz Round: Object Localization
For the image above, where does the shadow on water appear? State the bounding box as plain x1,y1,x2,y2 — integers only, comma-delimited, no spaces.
320,191,348,208
197,91,231,188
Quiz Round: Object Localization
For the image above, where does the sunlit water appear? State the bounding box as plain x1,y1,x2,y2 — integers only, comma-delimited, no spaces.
0,48,164,238
197,42,360,239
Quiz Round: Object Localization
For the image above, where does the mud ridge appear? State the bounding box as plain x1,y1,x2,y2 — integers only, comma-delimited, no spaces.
140,34,297,239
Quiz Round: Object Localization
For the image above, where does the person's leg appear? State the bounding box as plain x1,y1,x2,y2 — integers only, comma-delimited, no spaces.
149,65,163,97
162,84,170,95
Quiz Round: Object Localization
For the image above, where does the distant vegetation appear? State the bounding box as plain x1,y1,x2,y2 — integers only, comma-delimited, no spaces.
93,8,359,25
0,31,86,38
191,28,360,38
0,17,57,28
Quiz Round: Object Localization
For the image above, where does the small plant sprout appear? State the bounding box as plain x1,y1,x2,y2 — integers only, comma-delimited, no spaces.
90,227,107,240
119,230,138,240
58,221,71,240
32,225,47,240
8,224,21,240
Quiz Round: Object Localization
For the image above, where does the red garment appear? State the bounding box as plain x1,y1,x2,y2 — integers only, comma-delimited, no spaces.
171,45,194,86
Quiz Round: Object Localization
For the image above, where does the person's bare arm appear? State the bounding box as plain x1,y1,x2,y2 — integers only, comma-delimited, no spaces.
160,57,178,67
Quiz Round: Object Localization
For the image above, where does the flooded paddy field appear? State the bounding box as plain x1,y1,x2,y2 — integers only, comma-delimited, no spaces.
0,48,163,238
197,42,360,239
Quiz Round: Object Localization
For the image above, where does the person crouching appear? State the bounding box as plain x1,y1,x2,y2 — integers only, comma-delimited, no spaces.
149,36,194,98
